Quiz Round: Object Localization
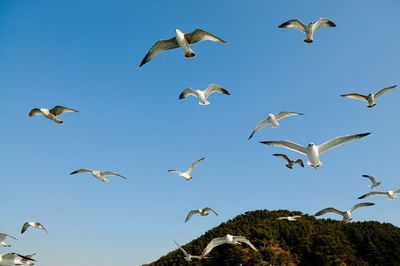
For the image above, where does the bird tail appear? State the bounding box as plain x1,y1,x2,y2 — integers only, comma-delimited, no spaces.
185,49,196,58
199,100,210,105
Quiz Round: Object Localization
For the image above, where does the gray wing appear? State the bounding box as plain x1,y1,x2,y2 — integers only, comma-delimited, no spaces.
139,37,179,67
318,133,371,154
185,210,199,223
295,159,304,167
29,108,43,117
200,237,227,258
374,85,397,98
0,233,17,240
186,157,205,175
274,111,303,120
100,171,127,179
340,93,368,102
260,140,308,155
394,188,400,194
234,236,258,252
173,240,189,256
350,202,374,213
204,207,219,216
277,217,289,220
358,191,387,199
21,223,30,234
362,175,377,186
179,88,198,100
314,207,345,217
278,19,307,32
272,153,291,163
168,169,180,174
203,84,230,98
185,29,227,44
4,253,36,262
314,18,336,30
50,106,79,116
248,117,272,140
70,168,93,175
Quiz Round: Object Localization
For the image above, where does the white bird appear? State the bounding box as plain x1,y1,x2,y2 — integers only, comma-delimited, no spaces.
0,253,35,266
277,215,302,221
200,234,257,259
173,240,202,262
70,169,127,182
139,29,227,67
314,202,375,223
21,222,48,234
185,207,218,223
248,112,303,140
0,234,17,248
358,189,400,200
279,18,336,43
260,133,371,168
341,85,397,108
168,157,205,181
179,84,230,105
362,175,382,189
272,154,304,169
29,105,78,124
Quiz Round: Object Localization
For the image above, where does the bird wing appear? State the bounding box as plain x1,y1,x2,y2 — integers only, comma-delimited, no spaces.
272,153,291,163
274,111,303,120
234,236,258,252
173,240,189,256
314,207,345,217
29,108,44,117
314,18,336,30
179,88,198,100
100,171,127,179
248,117,272,140
70,168,93,175
394,188,400,194
340,93,368,102
49,106,78,116
203,84,230,98
278,19,306,32
139,37,179,67
185,210,199,223
185,29,227,44
167,169,180,174
21,223,30,234
362,175,377,185
38,223,48,233
277,217,289,220
200,237,226,258
295,159,304,167
350,202,375,213
374,85,397,98
260,140,307,155
204,207,219,216
0,233,17,240
318,133,371,154
358,191,387,199
4,253,36,262
186,157,205,175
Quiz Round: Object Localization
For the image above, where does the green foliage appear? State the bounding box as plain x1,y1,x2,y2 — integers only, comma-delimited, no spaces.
144,210,400,266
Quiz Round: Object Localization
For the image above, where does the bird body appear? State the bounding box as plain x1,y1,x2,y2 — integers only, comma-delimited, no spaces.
29,105,78,124
168,157,205,181
314,202,375,223
341,85,397,108
179,84,230,105
279,18,336,43
185,207,218,223
70,169,127,182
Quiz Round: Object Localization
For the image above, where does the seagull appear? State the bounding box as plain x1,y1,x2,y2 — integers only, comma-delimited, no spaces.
168,157,205,181
272,154,304,169
200,234,258,259
279,18,336,43
185,207,218,223
362,175,382,189
70,169,127,182
0,234,17,248
139,29,227,67
0,253,35,266
179,84,230,105
260,133,371,168
29,105,78,124
314,202,375,223
358,189,400,200
277,215,302,221
341,85,397,108
248,112,303,140
21,222,48,234
173,240,202,262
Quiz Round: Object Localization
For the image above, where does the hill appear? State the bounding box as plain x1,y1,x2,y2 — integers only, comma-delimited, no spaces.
145,209,400,265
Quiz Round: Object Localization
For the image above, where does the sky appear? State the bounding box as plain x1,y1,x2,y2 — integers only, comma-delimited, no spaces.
0,0,399,265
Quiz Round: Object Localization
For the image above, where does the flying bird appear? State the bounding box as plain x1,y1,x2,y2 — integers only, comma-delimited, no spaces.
168,157,205,181
70,169,127,182
0,234,17,248
358,189,400,200
341,85,397,108
173,240,202,262
29,105,78,124
260,133,370,168
21,222,47,234
185,207,218,223
139,29,227,66
314,202,375,223
279,18,336,43
362,175,382,189
200,234,257,259
248,112,303,140
179,84,230,105
0,253,36,266
277,215,302,221
272,154,304,169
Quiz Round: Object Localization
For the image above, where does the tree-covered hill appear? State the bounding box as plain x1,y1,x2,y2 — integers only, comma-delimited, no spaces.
144,209,400,266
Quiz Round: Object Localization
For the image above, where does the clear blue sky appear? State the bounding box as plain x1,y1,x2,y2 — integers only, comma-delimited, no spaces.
1,0,399,265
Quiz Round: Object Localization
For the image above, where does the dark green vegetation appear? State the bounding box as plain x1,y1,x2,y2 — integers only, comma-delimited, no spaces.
145,210,400,266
